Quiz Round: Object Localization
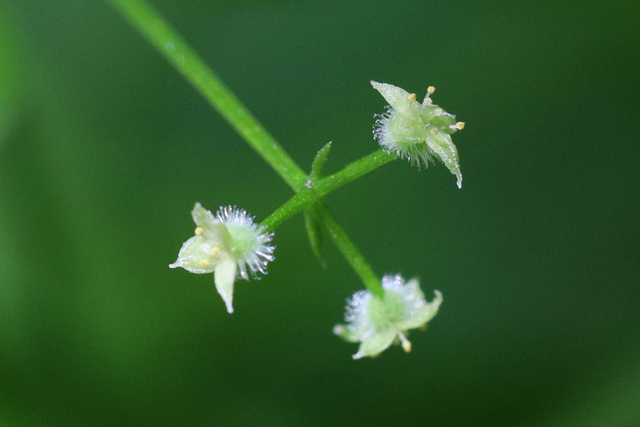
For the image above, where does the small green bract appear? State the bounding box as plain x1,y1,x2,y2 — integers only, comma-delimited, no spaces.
169,203,275,313
333,274,442,359
372,81,465,188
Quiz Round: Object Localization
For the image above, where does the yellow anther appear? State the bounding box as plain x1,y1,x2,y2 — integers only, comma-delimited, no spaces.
194,227,203,235
199,259,210,266
430,127,439,135
398,332,412,353
211,246,220,256
455,121,465,130
427,86,436,94
408,93,417,100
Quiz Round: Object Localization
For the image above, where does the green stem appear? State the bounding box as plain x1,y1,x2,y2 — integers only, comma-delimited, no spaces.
111,0,385,295
108,0,307,191
314,149,394,195
261,188,318,232
261,149,394,231
261,190,384,296
261,152,391,295
316,201,384,297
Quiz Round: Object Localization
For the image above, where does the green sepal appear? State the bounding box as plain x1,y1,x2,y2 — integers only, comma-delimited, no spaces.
304,202,326,267
310,141,333,180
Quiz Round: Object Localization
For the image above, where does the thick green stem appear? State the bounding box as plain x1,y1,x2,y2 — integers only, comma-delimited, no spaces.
108,0,307,191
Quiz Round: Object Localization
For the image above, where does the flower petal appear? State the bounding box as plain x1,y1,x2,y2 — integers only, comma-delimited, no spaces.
426,132,463,188
371,81,421,117
353,328,398,360
398,290,443,330
332,324,361,343
214,252,237,314
169,235,216,274
191,202,217,229
404,278,426,301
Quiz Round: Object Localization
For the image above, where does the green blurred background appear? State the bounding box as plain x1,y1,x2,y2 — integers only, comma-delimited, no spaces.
1,0,639,425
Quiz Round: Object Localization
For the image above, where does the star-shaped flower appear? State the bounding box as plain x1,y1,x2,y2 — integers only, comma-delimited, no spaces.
333,274,442,359
371,81,465,188
169,203,275,313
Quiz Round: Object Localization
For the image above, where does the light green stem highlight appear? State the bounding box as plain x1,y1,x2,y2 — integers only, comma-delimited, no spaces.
109,0,307,191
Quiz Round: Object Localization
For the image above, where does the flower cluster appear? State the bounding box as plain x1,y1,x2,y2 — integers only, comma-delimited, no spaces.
333,274,443,359
170,80,461,361
372,81,464,188
169,203,275,313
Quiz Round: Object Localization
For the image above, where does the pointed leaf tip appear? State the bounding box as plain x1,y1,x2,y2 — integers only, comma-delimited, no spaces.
310,141,333,180
304,203,326,267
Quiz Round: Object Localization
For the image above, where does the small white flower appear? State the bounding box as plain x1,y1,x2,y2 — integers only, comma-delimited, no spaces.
169,203,275,313
333,274,442,359
372,81,465,188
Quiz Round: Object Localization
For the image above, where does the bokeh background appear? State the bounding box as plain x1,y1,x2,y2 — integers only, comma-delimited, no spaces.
1,0,639,425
